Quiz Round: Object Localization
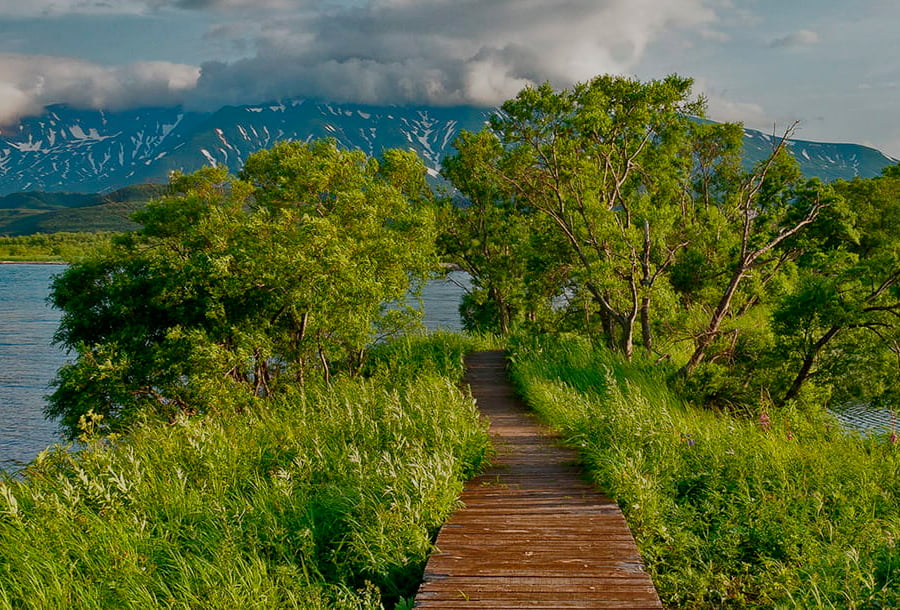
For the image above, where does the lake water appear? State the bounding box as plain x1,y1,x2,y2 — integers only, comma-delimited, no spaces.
0,265,470,470
0,264,70,471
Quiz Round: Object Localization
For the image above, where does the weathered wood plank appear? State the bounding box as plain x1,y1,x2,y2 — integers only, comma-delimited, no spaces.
413,351,661,608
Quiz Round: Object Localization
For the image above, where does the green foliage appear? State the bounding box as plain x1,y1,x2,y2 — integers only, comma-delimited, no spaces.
47,140,438,439
438,128,570,333
764,170,900,407
450,74,705,356
0,232,114,262
510,336,900,607
0,335,490,609
442,73,899,410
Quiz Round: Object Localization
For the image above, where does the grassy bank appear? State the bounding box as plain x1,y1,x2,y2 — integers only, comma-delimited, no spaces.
509,335,900,607
0,233,113,263
0,333,491,609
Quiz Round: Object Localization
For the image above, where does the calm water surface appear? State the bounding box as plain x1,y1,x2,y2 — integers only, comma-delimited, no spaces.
0,266,469,470
0,264,69,470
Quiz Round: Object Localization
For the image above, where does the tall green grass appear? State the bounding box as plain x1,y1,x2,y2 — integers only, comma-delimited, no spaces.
509,334,900,607
0,333,490,609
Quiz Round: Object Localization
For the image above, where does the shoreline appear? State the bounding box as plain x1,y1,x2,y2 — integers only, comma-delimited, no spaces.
0,261,67,265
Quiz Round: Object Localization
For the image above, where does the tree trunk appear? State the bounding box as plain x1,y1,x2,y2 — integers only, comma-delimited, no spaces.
779,325,842,406
640,295,653,354
619,313,636,360
680,267,745,376
490,286,510,334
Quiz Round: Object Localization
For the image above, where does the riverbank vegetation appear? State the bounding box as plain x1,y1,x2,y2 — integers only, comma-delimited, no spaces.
437,74,900,606
509,336,900,607
0,333,491,608
48,140,438,438
0,232,113,262
441,73,900,415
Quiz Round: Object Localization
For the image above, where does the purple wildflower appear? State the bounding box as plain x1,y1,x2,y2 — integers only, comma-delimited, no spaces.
759,411,771,431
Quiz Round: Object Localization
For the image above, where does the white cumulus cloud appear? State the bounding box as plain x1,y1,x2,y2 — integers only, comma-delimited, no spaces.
0,54,199,124
0,0,726,121
190,0,722,108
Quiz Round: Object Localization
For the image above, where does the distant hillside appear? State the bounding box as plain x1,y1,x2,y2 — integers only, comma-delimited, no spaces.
1,101,897,236
1,101,896,196
0,184,162,236
742,129,897,182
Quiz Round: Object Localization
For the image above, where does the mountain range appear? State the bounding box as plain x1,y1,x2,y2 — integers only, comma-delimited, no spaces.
0,100,897,197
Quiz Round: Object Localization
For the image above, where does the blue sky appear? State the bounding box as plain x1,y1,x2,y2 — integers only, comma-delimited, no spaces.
0,0,898,157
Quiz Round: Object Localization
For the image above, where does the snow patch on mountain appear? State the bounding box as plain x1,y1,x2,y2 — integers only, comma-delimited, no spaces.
0,101,893,195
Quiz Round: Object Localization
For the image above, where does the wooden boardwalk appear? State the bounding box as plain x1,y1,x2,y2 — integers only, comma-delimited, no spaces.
414,350,662,609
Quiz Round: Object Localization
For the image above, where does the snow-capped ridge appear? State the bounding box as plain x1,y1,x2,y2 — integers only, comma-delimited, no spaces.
0,101,894,195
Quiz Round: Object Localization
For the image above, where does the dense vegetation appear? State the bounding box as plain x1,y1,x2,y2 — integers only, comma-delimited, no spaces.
437,74,900,606
441,74,900,413
509,336,900,607
0,232,113,262
47,140,437,438
0,334,490,608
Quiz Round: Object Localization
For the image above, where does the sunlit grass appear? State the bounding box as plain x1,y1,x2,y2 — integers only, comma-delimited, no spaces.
0,333,491,609
509,334,900,607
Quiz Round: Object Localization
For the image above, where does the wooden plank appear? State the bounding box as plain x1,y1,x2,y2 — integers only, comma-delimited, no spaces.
413,351,661,608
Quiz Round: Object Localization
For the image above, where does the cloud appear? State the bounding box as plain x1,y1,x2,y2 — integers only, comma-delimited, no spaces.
769,29,820,48
0,53,199,124
699,28,731,43
0,0,293,17
693,77,771,129
0,0,724,121
0,0,149,17
186,0,721,109
699,85,807,142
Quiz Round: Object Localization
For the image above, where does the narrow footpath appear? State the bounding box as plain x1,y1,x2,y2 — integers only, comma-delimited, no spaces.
414,350,662,609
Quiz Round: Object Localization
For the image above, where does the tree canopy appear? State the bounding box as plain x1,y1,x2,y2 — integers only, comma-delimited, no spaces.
46,74,900,433
47,140,437,438
439,74,900,412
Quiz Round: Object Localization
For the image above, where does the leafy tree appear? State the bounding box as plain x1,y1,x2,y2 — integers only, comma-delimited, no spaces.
47,140,436,438
677,130,832,377
439,129,570,333
445,75,706,357
769,167,900,406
